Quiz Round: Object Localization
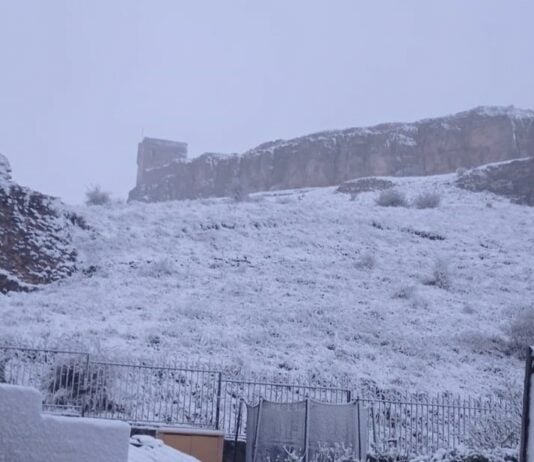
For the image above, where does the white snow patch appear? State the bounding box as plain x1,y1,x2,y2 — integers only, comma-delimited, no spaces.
0,384,130,462
472,105,534,120
129,435,199,462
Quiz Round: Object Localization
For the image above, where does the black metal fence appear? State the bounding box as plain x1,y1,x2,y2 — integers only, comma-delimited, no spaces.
0,345,515,455
520,346,534,462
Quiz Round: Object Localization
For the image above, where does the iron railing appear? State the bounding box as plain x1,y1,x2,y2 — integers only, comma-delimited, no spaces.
0,345,515,455
360,394,516,454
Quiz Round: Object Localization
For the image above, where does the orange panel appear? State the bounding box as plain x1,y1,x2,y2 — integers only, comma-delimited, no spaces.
157,432,224,462
160,434,192,454
190,435,219,462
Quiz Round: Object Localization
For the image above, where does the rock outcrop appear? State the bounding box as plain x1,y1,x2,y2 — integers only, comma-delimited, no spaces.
129,106,534,202
337,177,396,197
0,154,82,293
457,157,534,206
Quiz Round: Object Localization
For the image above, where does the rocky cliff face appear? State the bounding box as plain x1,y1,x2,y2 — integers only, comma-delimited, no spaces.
0,154,82,293
457,157,534,206
129,106,534,202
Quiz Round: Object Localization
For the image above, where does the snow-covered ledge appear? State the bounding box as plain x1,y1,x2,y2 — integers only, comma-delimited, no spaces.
0,384,130,462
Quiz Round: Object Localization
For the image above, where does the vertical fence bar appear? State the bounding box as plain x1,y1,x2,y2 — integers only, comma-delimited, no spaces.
521,346,534,462
215,372,222,430
304,398,310,462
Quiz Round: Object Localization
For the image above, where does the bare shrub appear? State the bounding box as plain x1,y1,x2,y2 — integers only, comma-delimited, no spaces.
376,189,407,207
506,306,534,358
413,191,441,209
85,185,111,206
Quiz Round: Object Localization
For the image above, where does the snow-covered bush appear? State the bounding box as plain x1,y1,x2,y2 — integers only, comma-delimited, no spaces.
506,306,534,358
44,359,112,412
425,258,451,290
414,191,441,209
376,189,408,207
356,252,376,270
85,185,111,206
393,285,417,300
408,447,517,462
466,387,522,450
311,443,359,462
393,286,428,310
229,178,250,202
141,258,177,278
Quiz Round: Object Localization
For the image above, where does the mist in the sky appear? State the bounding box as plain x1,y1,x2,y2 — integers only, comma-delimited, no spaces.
0,0,533,203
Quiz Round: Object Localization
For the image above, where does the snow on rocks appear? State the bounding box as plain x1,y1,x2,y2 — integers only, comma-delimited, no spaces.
0,153,11,183
457,157,534,206
0,153,85,293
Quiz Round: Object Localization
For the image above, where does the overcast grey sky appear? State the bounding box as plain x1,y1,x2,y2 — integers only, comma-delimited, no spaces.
0,1,533,203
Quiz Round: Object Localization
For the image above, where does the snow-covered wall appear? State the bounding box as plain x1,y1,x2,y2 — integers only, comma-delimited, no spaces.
0,384,130,462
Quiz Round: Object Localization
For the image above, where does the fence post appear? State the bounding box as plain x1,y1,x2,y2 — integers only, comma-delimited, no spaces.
347,390,352,403
304,398,310,462
520,346,534,462
356,399,363,462
252,398,264,462
233,399,243,462
215,372,223,430
81,353,91,417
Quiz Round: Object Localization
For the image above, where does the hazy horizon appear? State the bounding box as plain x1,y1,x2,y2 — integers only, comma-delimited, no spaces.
1,0,533,203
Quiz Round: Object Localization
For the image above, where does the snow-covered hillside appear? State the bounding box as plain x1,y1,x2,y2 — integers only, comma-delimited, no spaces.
1,173,533,395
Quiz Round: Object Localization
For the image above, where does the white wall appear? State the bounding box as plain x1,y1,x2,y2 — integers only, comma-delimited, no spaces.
0,384,130,462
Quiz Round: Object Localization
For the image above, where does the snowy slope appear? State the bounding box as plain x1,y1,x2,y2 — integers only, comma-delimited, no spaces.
1,173,533,395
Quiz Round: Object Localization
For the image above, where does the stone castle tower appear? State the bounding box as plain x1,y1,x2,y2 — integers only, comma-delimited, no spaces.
136,137,188,186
